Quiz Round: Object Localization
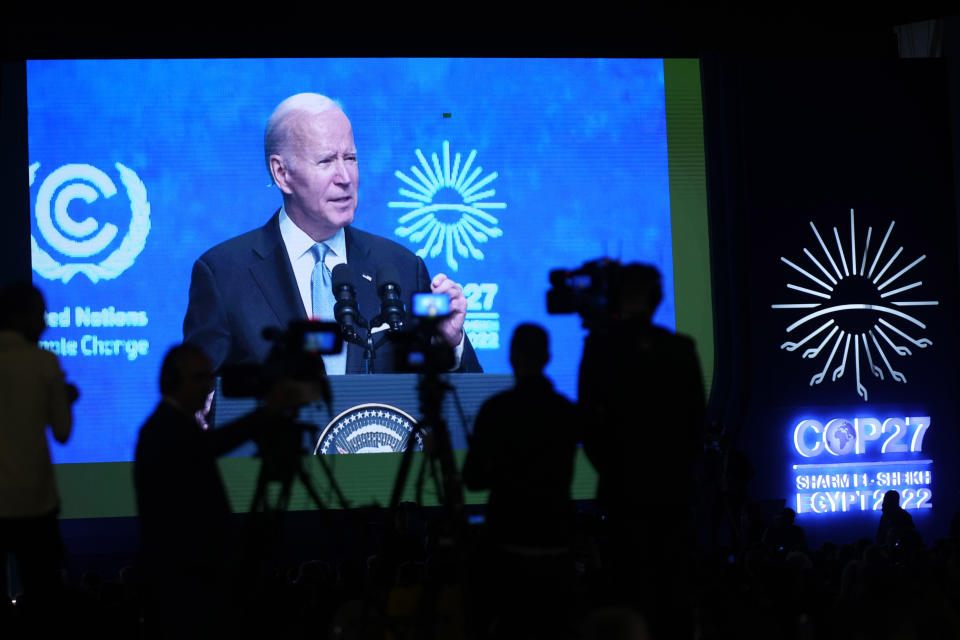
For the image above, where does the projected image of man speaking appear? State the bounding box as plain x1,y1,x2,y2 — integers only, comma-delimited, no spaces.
183,93,482,374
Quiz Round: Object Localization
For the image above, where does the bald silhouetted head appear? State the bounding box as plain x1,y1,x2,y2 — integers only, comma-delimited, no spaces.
510,323,549,379
160,344,215,414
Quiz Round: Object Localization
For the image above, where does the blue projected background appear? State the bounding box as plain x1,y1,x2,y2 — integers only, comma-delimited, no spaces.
27,58,673,464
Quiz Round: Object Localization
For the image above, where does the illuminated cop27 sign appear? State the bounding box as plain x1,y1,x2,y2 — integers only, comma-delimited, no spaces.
773,210,939,516
792,416,932,514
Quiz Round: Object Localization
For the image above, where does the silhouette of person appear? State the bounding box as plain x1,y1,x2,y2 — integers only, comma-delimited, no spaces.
134,344,321,635
762,507,808,553
0,282,78,617
578,263,706,639
462,323,579,638
134,344,251,635
876,490,918,547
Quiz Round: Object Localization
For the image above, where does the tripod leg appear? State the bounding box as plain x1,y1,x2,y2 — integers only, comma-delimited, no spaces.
311,453,350,510
414,449,429,505
295,468,328,512
249,463,271,514
276,476,293,513
430,456,446,506
388,428,423,509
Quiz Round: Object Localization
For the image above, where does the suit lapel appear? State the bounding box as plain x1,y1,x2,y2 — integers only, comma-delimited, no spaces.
344,228,382,373
249,212,305,330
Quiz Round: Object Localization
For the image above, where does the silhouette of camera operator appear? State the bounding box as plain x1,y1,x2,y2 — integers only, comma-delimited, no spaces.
463,323,579,638
0,282,78,618
134,343,321,635
578,264,706,638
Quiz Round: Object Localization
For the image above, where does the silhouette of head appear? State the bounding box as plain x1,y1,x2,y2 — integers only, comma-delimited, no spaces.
780,507,797,525
882,490,900,512
160,343,215,414
0,281,47,343
510,323,549,378
618,263,662,323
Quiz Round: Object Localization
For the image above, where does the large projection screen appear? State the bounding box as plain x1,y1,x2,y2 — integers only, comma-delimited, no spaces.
24,58,711,516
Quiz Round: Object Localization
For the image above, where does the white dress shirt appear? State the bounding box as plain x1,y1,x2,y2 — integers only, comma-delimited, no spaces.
277,208,465,371
278,208,346,318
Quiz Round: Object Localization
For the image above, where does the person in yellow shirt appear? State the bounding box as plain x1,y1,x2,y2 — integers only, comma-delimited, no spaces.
0,282,78,614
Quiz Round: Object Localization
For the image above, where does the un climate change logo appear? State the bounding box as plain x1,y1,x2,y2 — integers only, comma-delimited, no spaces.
390,141,505,272
772,210,938,402
30,162,151,283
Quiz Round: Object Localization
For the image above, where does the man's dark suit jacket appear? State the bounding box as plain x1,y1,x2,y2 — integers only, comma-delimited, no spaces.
183,212,482,373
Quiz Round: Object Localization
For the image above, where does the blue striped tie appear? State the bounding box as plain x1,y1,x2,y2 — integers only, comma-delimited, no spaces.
311,243,346,374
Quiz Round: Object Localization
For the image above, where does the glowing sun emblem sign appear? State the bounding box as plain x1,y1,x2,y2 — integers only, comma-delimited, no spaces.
772,210,938,401
390,141,505,272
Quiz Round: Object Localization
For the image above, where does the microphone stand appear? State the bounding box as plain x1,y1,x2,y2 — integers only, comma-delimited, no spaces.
362,328,376,374
334,314,398,375
362,314,404,374
333,275,405,374
335,317,377,374
334,263,408,374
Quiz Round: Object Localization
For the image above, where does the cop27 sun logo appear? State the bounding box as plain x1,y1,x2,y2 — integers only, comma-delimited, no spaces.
390,141,505,272
29,162,151,283
772,210,938,401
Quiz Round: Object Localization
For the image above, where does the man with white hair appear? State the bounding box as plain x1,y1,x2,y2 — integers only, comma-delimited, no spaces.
183,93,481,374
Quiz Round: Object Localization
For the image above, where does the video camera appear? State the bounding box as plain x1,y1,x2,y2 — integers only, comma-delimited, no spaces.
220,320,342,398
389,292,456,374
547,258,662,331
546,258,624,330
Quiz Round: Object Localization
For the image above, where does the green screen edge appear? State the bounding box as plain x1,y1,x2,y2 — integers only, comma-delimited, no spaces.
664,58,714,397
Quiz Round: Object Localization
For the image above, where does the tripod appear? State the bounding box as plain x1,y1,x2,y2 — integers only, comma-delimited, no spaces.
388,372,464,519
247,409,350,569
371,368,474,640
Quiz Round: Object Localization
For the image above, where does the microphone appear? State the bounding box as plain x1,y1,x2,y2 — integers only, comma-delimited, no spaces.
331,263,362,343
376,265,405,332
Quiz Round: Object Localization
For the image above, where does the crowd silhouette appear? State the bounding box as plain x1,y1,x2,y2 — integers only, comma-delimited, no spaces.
3,277,960,639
